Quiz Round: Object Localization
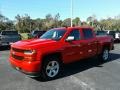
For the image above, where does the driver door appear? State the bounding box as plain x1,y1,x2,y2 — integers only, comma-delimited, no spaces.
63,29,83,63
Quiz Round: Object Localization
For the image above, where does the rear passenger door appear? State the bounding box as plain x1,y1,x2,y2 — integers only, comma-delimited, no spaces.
82,29,98,58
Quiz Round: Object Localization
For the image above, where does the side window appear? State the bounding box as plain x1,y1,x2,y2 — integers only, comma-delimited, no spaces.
83,29,93,39
67,29,80,40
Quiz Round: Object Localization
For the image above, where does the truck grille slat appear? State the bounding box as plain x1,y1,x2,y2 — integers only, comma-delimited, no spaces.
11,47,24,60
12,48,24,53
12,54,24,60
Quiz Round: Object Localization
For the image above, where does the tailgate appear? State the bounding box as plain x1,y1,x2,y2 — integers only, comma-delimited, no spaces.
1,35,21,43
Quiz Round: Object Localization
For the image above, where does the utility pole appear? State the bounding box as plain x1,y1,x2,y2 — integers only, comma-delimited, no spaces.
0,4,2,15
71,0,73,27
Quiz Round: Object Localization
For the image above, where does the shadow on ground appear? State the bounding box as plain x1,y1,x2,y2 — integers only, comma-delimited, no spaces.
114,40,120,43
0,46,10,51
33,53,120,82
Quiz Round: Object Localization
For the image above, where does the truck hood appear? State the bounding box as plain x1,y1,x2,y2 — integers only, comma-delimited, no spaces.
12,39,57,49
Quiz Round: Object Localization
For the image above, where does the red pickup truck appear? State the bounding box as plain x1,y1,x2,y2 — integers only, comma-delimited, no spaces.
9,27,114,80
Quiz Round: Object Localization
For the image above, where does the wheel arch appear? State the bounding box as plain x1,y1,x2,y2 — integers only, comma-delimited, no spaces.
102,43,111,51
41,52,63,65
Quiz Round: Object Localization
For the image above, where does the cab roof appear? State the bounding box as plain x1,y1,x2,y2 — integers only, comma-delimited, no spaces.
54,26,94,30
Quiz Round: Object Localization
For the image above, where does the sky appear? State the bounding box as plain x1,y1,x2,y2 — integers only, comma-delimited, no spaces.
0,0,120,21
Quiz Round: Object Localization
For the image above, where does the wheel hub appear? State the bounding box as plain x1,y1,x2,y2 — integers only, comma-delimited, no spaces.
103,50,109,61
46,61,59,78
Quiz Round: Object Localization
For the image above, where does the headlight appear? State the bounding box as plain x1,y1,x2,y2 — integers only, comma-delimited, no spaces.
24,50,36,55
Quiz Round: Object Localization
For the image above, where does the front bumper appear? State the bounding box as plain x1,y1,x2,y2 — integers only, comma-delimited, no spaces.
12,64,41,77
9,57,42,77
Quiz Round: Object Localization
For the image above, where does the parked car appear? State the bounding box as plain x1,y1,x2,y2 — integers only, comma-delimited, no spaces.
28,30,46,39
0,30,21,46
107,30,120,41
114,31,120,42
96,30,108,36
9,27,114,80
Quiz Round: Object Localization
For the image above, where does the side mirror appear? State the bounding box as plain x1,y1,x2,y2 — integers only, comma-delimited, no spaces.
66,36,74,42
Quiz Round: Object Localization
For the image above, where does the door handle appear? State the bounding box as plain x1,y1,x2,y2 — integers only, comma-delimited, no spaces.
88,43,91,45
94,40,98,43
77,44,83,47
78,45,81,47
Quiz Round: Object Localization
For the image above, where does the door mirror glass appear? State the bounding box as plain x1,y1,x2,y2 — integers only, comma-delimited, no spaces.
66,36,74,42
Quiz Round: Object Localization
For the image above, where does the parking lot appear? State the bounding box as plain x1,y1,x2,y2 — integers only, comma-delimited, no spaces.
0,44,120,90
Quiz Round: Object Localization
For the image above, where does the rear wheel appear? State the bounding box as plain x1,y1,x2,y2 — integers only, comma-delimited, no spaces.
98,48,109,62
41,56,62,81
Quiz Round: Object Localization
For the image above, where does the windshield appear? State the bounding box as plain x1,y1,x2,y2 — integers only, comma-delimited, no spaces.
40,29,66,40
2,31,18,35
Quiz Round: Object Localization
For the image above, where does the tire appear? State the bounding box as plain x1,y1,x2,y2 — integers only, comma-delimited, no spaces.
98,48,109,62
41,56,62,81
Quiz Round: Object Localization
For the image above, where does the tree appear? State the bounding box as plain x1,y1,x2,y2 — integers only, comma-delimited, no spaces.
15,14,32,33
54,13,60,27
46,14,53,22
73,17,81,26
87,15,96,26
62,18,71,27
1,13,120,33
0,13,14,30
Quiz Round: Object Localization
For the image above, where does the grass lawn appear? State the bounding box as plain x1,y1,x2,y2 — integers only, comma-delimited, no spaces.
20,33,29,40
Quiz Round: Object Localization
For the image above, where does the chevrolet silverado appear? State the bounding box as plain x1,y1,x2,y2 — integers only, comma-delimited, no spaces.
9,27,114,80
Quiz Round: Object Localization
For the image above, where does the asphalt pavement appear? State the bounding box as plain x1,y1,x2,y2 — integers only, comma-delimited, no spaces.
0,44,120,90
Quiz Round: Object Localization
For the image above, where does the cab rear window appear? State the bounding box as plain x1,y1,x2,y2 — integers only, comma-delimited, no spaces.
83,29,93,39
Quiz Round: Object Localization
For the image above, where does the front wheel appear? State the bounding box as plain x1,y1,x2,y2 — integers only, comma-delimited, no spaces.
41,56,61,81
98,48,110,62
